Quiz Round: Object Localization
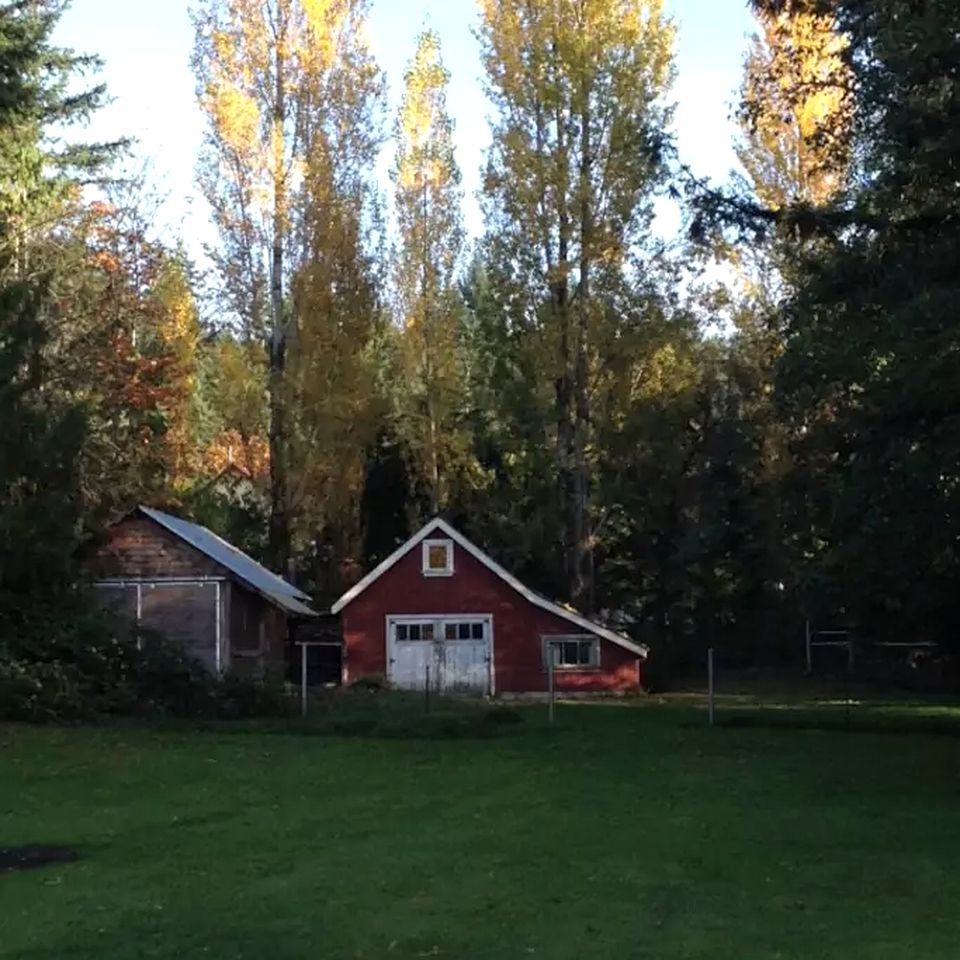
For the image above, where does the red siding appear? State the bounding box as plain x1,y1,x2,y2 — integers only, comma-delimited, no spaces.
341,536,642,694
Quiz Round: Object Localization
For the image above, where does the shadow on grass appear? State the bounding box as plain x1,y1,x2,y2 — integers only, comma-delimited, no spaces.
280,704,526,741
0,845,80,873
8,911,345,960
100,690,531,742
689,705,960,739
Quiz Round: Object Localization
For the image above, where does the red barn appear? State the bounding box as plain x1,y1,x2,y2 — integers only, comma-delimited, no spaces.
332,519,647,696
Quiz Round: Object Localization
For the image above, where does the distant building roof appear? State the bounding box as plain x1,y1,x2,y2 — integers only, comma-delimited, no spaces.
139,506,317,617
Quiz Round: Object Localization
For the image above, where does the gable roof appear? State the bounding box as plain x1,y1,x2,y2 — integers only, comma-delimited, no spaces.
138,506,317,617
331,518,647,658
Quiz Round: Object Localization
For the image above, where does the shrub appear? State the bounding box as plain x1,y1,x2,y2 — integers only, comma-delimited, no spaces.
0,659,88,722
0,600,298,722
214,673,297,719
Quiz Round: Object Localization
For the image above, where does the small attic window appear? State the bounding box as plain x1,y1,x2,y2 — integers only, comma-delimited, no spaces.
422,539,454,577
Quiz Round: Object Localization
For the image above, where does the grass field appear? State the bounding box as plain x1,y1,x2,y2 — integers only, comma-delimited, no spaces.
3,695,960,959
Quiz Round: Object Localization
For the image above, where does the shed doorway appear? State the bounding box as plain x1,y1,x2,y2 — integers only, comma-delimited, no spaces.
386,615,491,695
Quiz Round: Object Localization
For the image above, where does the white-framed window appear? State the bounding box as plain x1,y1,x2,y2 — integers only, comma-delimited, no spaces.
422,539,454,577
542,635,600,670
391,617,487,644
395,620,436,642
443,620,485,641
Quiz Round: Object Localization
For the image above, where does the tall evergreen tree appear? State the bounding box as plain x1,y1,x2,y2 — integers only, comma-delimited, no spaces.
0,0,114,633
751,0,960,645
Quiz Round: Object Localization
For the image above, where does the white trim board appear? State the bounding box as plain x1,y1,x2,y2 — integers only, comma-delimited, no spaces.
331,518,648,659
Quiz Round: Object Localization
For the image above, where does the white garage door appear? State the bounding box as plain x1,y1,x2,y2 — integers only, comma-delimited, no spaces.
387,616,491,695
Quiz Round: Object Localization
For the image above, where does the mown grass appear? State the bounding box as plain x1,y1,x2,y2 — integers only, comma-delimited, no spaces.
2,695,960,959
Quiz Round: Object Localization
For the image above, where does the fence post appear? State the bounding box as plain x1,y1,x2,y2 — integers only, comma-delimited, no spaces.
805,619,812,674
548,645,556,724
707,647,715,728
425,662,431,715
300,643,308,719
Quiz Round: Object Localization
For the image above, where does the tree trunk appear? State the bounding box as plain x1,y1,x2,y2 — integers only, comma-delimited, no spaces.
268,313,288,572
572,67,593,613
552,90,578,607
268,20,290,573
427,406,440,515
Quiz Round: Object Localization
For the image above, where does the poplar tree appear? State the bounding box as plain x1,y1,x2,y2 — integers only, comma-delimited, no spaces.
736,1,853,211
290,17,384,572
392,31,464,516
478,0,674,610
192,0,381,570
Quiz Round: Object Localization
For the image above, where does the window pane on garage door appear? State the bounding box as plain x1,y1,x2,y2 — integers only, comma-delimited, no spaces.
140,584,218,672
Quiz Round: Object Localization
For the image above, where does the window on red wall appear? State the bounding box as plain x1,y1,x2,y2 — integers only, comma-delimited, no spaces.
422,539,454,576
542,635,599,670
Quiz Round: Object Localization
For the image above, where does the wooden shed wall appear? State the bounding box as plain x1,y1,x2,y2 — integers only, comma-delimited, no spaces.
92,517,223,579
90,515,288,676
228,583,288,676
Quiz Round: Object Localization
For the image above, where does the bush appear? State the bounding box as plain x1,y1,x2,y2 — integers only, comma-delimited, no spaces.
0,601,298,722
0,659,88,722
214,673,297,719
113,631,219,718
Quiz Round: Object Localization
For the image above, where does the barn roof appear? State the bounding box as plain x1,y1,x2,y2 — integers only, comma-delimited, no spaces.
138,506,317,617
331,518,647,658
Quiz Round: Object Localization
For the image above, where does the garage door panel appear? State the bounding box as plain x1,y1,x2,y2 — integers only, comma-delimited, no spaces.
388,616,490,695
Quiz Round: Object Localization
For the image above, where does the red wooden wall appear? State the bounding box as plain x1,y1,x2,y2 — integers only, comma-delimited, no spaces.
340,533,642,694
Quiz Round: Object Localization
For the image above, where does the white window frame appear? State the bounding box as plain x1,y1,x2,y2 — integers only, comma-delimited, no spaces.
421,538,454,577
542,634,600,671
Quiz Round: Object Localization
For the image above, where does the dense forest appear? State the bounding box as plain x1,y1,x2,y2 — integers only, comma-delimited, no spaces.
2,0,959,692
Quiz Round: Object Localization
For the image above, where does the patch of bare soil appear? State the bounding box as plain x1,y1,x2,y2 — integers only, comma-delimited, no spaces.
0,845,79,873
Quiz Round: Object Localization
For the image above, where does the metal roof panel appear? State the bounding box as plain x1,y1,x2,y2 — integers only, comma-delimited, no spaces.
139,506,317,616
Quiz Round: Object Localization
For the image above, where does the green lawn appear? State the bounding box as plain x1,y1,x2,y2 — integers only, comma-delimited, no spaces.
3,698,960,959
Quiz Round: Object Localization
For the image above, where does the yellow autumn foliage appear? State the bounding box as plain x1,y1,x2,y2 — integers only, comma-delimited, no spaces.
737,5,853,209
393,30,466,515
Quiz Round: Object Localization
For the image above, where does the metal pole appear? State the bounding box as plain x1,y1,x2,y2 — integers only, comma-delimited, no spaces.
214,581,222,674
300,643,308,719
548,646,555,724
805,619,812,674
425,663,431,715
707,647,715,728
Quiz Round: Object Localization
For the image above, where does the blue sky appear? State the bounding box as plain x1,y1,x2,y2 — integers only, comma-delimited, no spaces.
53,0,756,257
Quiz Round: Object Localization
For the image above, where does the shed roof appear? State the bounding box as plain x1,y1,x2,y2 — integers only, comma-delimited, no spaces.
331,518,647,658
138,506,317,617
